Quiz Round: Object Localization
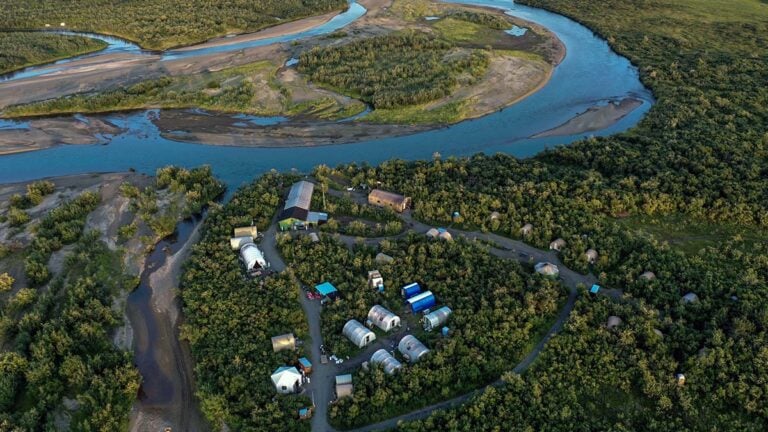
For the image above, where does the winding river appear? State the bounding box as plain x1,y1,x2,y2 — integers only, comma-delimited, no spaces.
0,0,652,190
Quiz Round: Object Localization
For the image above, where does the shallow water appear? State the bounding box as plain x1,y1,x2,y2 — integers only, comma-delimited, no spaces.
0,0,652,189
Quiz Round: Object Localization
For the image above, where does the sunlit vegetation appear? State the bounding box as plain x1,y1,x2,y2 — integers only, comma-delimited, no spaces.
0,194,139,429
180,172,313,431
0,32,106,74
1,0,347,50
298,32,490,109
2,61,364,119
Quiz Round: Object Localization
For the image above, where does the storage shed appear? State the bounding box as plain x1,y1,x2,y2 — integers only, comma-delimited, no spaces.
368,189,411,213
315,281,339,300
535,262,560,278
309,232,320,242
423,306,452,331
335,374,353,398
550,238,566,251
607,316,623,329
371,349,402,375
585,249,598,264
426,228,440,239
682,293,699,304
520,223,533,236
233,226,258,238
298,357,312,374
367,305,401,332
401,282,422,299
271,366,301,394
398,335,430,363
240,243,267,272
368,270,384,290
407,291,436,313
271,333,296,352
230,236,252,250
343,319,376,348
375,253,394,265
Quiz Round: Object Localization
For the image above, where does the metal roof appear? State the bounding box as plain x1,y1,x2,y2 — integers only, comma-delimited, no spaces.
369,189,408,205
315,282,338,296
398,335,430,363
407,291,434,305
343,319,376,348
284,180,314,211
371,349,402,375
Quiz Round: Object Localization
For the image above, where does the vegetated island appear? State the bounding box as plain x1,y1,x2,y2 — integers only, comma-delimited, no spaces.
0,31,107,75
0,0,565,150
0,0,349,50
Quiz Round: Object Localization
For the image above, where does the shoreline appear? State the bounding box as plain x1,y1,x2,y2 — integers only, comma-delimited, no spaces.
532,97,643,138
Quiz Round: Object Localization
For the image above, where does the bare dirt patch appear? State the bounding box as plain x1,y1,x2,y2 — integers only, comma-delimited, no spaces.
0,116,123,155
532,97,644,138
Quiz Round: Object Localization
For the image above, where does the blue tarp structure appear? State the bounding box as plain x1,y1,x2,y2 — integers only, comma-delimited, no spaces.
401,282,422,299
316,281,339,298
590,284,601,294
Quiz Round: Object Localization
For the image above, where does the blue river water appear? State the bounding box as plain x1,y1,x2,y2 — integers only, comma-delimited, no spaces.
0,0,652,189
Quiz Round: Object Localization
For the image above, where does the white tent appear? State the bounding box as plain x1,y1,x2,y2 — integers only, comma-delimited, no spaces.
371,349,402,375
271,366,301,394
343,319,376,348
398,335,430,363
240,242,267,271
367,305,401,332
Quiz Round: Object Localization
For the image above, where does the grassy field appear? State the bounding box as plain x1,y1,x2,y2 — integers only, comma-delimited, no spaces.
616,214,768,255
0,32,107,74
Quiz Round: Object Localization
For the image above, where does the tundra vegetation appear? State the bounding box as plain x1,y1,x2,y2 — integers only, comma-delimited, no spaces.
1,0,347,49
0,32,107,74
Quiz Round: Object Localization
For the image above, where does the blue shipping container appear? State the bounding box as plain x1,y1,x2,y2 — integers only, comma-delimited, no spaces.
401,282,421,299
408,291,436,313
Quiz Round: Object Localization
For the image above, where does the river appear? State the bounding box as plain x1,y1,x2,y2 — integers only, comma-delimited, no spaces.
0,0,652,191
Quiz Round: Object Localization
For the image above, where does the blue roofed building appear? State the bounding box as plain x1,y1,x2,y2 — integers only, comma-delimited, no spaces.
315,281,339,299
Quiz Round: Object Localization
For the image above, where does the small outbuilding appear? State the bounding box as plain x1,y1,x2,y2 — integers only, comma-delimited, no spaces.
398,335,430,363
423,306,452,331
426,228,440,239
520,223,533,236
315,281,339,300
309,232,320,243
606,316,623,329
271,333,296,352
585,249,598,264
438,231,453,242
299,407,312,420
335,374,353,398
535,262,560,278
230,236,253,250
368,270,384,290
298,357,312,374
401,282,422,299
682,293,699,304
370,349,402,375
233,226,258,238
590,284,601,295
550,238,566,251
368,189,411,213
676,373,686,386
375,253,394,265
271,366,302,394
343,319,376,348
639,271,656,281
367,305,401,332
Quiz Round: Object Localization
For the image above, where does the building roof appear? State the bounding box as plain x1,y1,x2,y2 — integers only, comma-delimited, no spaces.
369,189,408,205
335,374,352,385
279,206,309,222
284,180,314,211
407,291,434,305
271,333,296,352
307,211,328,224
271,366,301,388
590,284,601,294
535,262,560,277
682,292,699,303
375,253,394,264
315,282,338,296
343,319,376,347
299,357,312,368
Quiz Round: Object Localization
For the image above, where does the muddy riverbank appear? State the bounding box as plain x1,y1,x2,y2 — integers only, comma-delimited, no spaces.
532,97,643,138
